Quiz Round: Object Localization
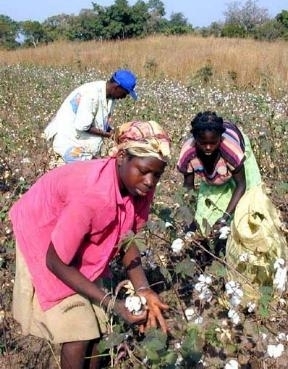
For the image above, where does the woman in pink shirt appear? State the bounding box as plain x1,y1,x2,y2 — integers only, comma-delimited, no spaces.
10,120,171,369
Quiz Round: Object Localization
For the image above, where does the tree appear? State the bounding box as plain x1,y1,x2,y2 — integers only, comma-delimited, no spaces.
146,0,166,33
224,0,270,35
164,12,193,35
92,0,150,39
253,19,287,40
42,14,74,42
67,10,99,41
276,10,288,29
20,20,46,47
0,15,19,49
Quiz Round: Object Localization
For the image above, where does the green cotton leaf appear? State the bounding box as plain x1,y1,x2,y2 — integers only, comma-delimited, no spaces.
207,260,226,277
275,182,288,196
98,332,126,351
181,326,203,363
163,351,178,365
133,236,148,252
259,285,273,317
175,257,196,278
159,265,173,283
175,205,194,225
142,328,167,352
146,348,160,363
120,232,147,253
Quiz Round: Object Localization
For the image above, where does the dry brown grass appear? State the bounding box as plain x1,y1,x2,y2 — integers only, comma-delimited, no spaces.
1,34,287,92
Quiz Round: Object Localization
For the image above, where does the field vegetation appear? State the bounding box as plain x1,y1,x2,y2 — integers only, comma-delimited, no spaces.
0,35,288,368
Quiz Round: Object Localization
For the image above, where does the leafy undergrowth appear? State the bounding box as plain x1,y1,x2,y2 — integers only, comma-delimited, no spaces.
0,65,288,368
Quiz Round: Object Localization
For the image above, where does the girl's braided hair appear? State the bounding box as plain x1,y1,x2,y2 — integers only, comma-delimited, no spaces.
190,111,225,138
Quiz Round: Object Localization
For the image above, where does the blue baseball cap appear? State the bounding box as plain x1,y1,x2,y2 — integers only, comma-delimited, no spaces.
112,69,137,100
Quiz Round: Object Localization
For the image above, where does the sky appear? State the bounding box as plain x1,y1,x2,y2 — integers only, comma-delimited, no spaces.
0,0,287,27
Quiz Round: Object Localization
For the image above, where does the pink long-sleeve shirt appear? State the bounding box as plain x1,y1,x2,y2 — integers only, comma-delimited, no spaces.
10,158,153,310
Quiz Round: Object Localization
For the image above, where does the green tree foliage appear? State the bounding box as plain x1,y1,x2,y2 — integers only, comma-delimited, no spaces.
42,14,74,42
221,23,247,38
145,0,166,33
276,9,288,28
66,10,99,41
164,12,193,35
91,0,149,39
0,14,19,49
20,20,46,47
1,1,287,48
253,19,287,40
275,9,288,39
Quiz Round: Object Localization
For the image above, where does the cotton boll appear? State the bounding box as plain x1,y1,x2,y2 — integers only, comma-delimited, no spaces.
273,259,287,292
194,316,203,324
171,238,184,253
230,294,242,307
239,252,250,262
247,302,256,313
184,231,195,242
267,343,284,358
199,288,213,303
184,307,195,321
165,221,173,228
125,295,145,315
224,359,239,369
198,274,212,285
228,309,241,325
219,226,230,239
225,281,240,295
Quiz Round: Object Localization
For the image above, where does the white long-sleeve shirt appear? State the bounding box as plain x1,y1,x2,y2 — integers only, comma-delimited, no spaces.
44,81,114,158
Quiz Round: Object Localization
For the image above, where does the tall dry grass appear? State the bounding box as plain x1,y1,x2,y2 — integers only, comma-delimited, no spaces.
1,35,287,94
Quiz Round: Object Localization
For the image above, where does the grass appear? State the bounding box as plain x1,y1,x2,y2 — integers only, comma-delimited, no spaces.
1,35,288,95
0,35,288,368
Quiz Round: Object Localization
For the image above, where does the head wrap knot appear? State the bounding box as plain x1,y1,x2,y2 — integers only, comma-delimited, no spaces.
109,121,171,162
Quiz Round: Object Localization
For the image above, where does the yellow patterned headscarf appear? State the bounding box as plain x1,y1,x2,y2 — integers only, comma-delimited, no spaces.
109,121,171,162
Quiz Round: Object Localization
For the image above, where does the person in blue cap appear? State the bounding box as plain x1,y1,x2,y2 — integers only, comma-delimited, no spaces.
44,69,138,163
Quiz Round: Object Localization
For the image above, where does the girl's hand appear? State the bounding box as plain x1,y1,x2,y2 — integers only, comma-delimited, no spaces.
113,299,147,325
137,288,169,333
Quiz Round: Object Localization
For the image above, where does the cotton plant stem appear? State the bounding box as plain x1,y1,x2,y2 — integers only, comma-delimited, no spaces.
156,251,188,321
191,238,255,288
